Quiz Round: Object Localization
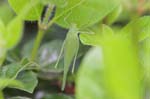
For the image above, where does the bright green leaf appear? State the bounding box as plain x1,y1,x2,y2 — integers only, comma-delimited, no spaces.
0,2,14,24
121,16,150,42
0,17,23,50
141,38,150,85
76,47,106,99
0,19,6,34
104,5,122,25
5,18,23,49
80,25,114,46
8,0,43,20
102,24,114,37
0,19,7,65
121,16,150,86
0,78,24,90
47,0,120,28
102,34,142,99
0,91,4,99
79,25,102,46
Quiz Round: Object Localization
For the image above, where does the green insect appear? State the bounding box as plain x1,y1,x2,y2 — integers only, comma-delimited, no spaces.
55,24,79,90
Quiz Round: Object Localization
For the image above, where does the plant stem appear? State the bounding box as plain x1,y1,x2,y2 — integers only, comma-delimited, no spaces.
31,29,45,61
0,91,4,99
30,4,56,61
43,4,55,25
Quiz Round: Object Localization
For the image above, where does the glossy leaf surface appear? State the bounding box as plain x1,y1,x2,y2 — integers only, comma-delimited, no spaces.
76,47,106,99
0,63,38,93
46,0,120,28
102,34,142,99
8,0,43,20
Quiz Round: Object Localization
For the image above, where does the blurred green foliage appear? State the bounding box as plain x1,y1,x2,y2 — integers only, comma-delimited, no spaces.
0,0,150,99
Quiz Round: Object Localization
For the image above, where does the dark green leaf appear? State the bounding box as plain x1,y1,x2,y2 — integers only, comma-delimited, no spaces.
0,63,25,78
14,71,38,93
38,40,63,68
0,63,38,93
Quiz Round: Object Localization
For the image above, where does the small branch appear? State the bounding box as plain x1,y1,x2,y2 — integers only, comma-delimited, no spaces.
30,4,56,61
40,4,56,30
31,29,45,61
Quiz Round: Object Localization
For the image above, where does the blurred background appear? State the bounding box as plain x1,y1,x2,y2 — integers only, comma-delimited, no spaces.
0,0,150,99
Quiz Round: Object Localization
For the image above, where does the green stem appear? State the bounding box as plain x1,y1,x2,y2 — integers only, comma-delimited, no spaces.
30,3,56,61
0,91,4,99
43,4,55,25
31,29,45,61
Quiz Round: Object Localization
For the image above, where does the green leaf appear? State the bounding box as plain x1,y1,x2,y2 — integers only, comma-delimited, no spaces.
5,18,23,49
121,16,150,42
8,97,31,99
0,2,14,24
76,47,106,99
0,63,25,78
141,38,150,85
0,19,6,34
0,63,38,93
80,25,114,46
38,40,63,68
102,24,114,37
38,40,64,80
0,8,25,64
0,17,23,49
8,0,43,20
14,71,38,93
0,78,24,90
102,34,142,99
104,5,122,25
21,39,34,58
0,91,4,99
0,20,7,65
121,16,150,86
43,94,74,99
47,0,120,28
79,25,102,46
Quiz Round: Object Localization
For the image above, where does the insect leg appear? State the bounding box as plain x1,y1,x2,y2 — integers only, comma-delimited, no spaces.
72,45,79,74
54,40,65,68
